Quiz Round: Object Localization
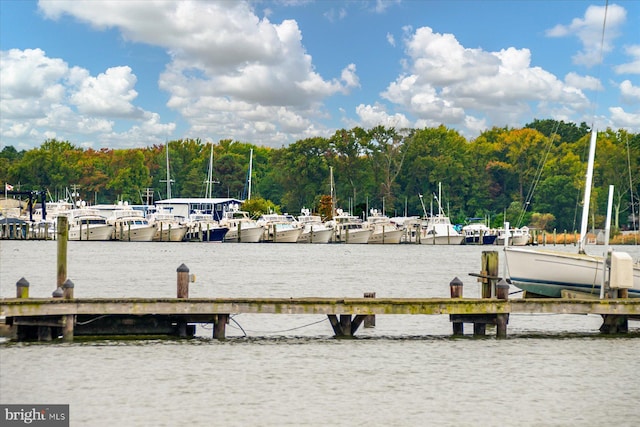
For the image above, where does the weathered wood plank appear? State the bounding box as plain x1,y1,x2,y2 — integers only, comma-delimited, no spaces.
2,297,639,317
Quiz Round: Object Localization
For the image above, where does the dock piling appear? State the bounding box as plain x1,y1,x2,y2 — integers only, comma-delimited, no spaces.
62,279,75,342
16,277,29,299
57,216,68,288
495,279,510,338
449,277,464,336
176,264,189,337
364,292,376,328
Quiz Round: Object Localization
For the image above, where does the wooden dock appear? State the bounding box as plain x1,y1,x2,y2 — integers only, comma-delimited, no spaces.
1,218,638,341
2,295,639,341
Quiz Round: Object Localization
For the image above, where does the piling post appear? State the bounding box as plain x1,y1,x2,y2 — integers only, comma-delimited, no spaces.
481,251,499,298
16,277,29,298
364,292,376,328
57,216,68,288
62,279,75,342
449,277,464,336
177,264,190,337
177,264,190,298
495,279,510,338
213,314,228,340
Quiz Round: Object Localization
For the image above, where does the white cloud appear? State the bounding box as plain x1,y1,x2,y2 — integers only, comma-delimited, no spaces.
355,103,411,129
0,47,174,149
545,4,626,67
38,0,357,147
379,26,591,136
564,72,603,91
615,45,640,74
619,80,640,103
70,66,143,118
609,106,640,131
386,32,396,47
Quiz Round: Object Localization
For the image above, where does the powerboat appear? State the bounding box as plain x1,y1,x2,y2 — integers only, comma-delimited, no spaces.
296,208,333,243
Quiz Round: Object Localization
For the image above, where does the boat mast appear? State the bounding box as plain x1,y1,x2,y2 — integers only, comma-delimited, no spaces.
330,166,335,218
579,129,597,253
205,144,215,199
160,142,173,199
248,148,253,201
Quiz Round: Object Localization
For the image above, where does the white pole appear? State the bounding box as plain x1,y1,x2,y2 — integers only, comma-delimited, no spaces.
503,221,510,283
248,148,253,200
579,129,597,253
600,185,614,299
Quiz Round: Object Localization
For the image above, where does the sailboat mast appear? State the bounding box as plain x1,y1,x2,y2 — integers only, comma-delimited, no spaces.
161,142,173,199
248,148,253,201
205,144,214,199
330,166,335,218
579,129,597,253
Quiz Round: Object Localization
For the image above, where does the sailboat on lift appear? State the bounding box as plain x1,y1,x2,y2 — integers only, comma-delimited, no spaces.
504,129,640,297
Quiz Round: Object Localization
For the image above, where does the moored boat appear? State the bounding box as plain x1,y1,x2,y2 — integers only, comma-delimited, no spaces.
462,219,498,245
328,209,373,244
505,129,640,298
364,209,403,244
219,203,264,243
68,207,114,241
296,208,333,243
185,211,229,242
147,207,189,242
257,213,302,243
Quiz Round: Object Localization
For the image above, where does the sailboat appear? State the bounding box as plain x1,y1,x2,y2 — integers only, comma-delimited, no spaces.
417,183,464,245
504,129,640,298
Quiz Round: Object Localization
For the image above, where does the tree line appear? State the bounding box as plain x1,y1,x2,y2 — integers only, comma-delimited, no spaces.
1,119,638,232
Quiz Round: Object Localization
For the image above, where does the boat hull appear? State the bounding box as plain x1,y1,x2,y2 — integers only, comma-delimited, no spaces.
367,229,404,244
297,227,333,244
419,235,465,245
333,229,373,244
224,225,264,243
186,226,229,242
154,224,189,242
504,247,640,298
113,225,157,242
69,225,114,241
262,227,302,243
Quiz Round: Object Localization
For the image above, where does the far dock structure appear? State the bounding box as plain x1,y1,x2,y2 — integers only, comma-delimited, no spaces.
1,219,639,341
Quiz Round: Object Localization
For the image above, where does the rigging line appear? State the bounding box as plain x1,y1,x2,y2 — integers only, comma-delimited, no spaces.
625,133,638,241
589,0,609,125
516,121,561,228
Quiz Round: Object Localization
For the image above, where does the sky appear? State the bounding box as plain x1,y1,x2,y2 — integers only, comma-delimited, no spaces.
1,0,638,151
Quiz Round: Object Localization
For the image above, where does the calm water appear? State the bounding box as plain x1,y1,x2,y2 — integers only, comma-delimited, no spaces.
1,241,639,426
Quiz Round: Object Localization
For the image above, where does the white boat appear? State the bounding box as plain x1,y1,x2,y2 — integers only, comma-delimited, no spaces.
364,209,403,244
504,245,640,297
462,219,498,245
96,202,157,242
495,226,530,246
328,209,373,244
414,184,464,245
296,208,333,243
417,215,464,245
219,203,264,243
68,207,114,241
257,213,302,243
147,207,189,242
504,130,640,298
185,211,229,242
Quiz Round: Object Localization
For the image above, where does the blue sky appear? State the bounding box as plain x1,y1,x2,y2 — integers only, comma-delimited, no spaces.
1,0,638,151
